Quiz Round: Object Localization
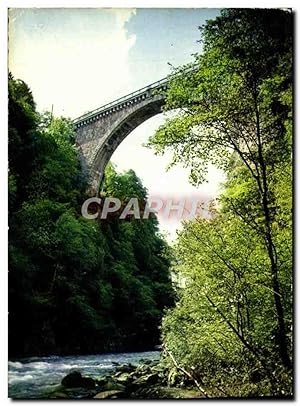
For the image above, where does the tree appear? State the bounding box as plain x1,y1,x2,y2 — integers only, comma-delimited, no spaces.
8,79,174,356
148,9,292,372
100,164,175,349
8,75,39,210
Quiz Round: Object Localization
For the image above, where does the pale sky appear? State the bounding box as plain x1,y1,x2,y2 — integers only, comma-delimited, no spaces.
8,8,225,241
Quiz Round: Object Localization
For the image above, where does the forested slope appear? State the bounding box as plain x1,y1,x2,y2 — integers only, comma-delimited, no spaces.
8,76,174,357
147,9,293,397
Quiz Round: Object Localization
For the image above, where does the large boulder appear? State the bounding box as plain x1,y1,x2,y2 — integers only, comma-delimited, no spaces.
61,371,95,389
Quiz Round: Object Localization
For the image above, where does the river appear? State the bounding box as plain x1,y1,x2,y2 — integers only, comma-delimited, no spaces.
8,350,160,399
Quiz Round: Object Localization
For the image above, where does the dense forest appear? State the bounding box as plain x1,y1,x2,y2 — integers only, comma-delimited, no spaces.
8,7,293,399
147,9,293,397
8,76,174,357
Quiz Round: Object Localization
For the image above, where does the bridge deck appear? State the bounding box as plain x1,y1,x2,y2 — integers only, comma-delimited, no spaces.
73,66,198,128
73,76,169,127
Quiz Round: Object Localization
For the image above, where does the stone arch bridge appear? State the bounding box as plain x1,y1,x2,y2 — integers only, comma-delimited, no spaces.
74,77,168,195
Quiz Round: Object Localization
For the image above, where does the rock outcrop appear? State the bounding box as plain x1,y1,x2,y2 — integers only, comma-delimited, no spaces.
47,359,204,399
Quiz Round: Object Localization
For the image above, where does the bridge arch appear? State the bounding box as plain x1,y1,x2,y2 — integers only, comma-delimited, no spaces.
74,78,167,195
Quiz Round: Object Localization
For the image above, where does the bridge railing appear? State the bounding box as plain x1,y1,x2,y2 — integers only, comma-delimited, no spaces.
73,65,198,126
73,76,169,125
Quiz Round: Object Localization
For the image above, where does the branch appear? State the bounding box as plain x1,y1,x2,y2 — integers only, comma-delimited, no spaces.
164,346,210,398
205,294,278,389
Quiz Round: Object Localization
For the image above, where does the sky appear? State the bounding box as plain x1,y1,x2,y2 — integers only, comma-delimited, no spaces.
8,8,225,241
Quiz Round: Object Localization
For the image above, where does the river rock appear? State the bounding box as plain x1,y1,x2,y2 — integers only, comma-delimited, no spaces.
81,377,95,389
65,387,97,399
132,386,203,399
94,390,124,399
100,378,126,392
115,363,136,373
115,372,135,384
61,371,95,389
95,376,108,386
48,391,69,399
131,372,159,387
135,364,151,375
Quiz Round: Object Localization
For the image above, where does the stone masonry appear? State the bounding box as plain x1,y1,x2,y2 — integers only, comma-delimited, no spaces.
74,78,168,195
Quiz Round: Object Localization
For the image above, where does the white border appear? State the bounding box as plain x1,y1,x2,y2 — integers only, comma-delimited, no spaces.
1,1,298,404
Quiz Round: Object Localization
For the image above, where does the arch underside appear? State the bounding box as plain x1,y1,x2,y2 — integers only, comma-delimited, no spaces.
88,99,164,195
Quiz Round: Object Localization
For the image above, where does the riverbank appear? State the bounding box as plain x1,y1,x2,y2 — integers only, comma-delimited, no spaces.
8,351,160,399
46,360,204,399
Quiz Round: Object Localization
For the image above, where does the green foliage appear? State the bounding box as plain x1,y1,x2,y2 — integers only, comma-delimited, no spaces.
161,169,292,395
8,77,174,357
8,76,39,208
149,9,293,397
148,9,292,185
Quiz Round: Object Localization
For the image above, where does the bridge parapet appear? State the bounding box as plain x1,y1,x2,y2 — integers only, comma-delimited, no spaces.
73,67,197,194
73,76,168,129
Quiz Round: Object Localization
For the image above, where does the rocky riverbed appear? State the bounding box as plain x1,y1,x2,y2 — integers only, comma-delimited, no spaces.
46,360,204,399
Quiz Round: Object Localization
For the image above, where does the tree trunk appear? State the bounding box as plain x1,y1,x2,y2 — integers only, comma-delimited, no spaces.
255,104,291,369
